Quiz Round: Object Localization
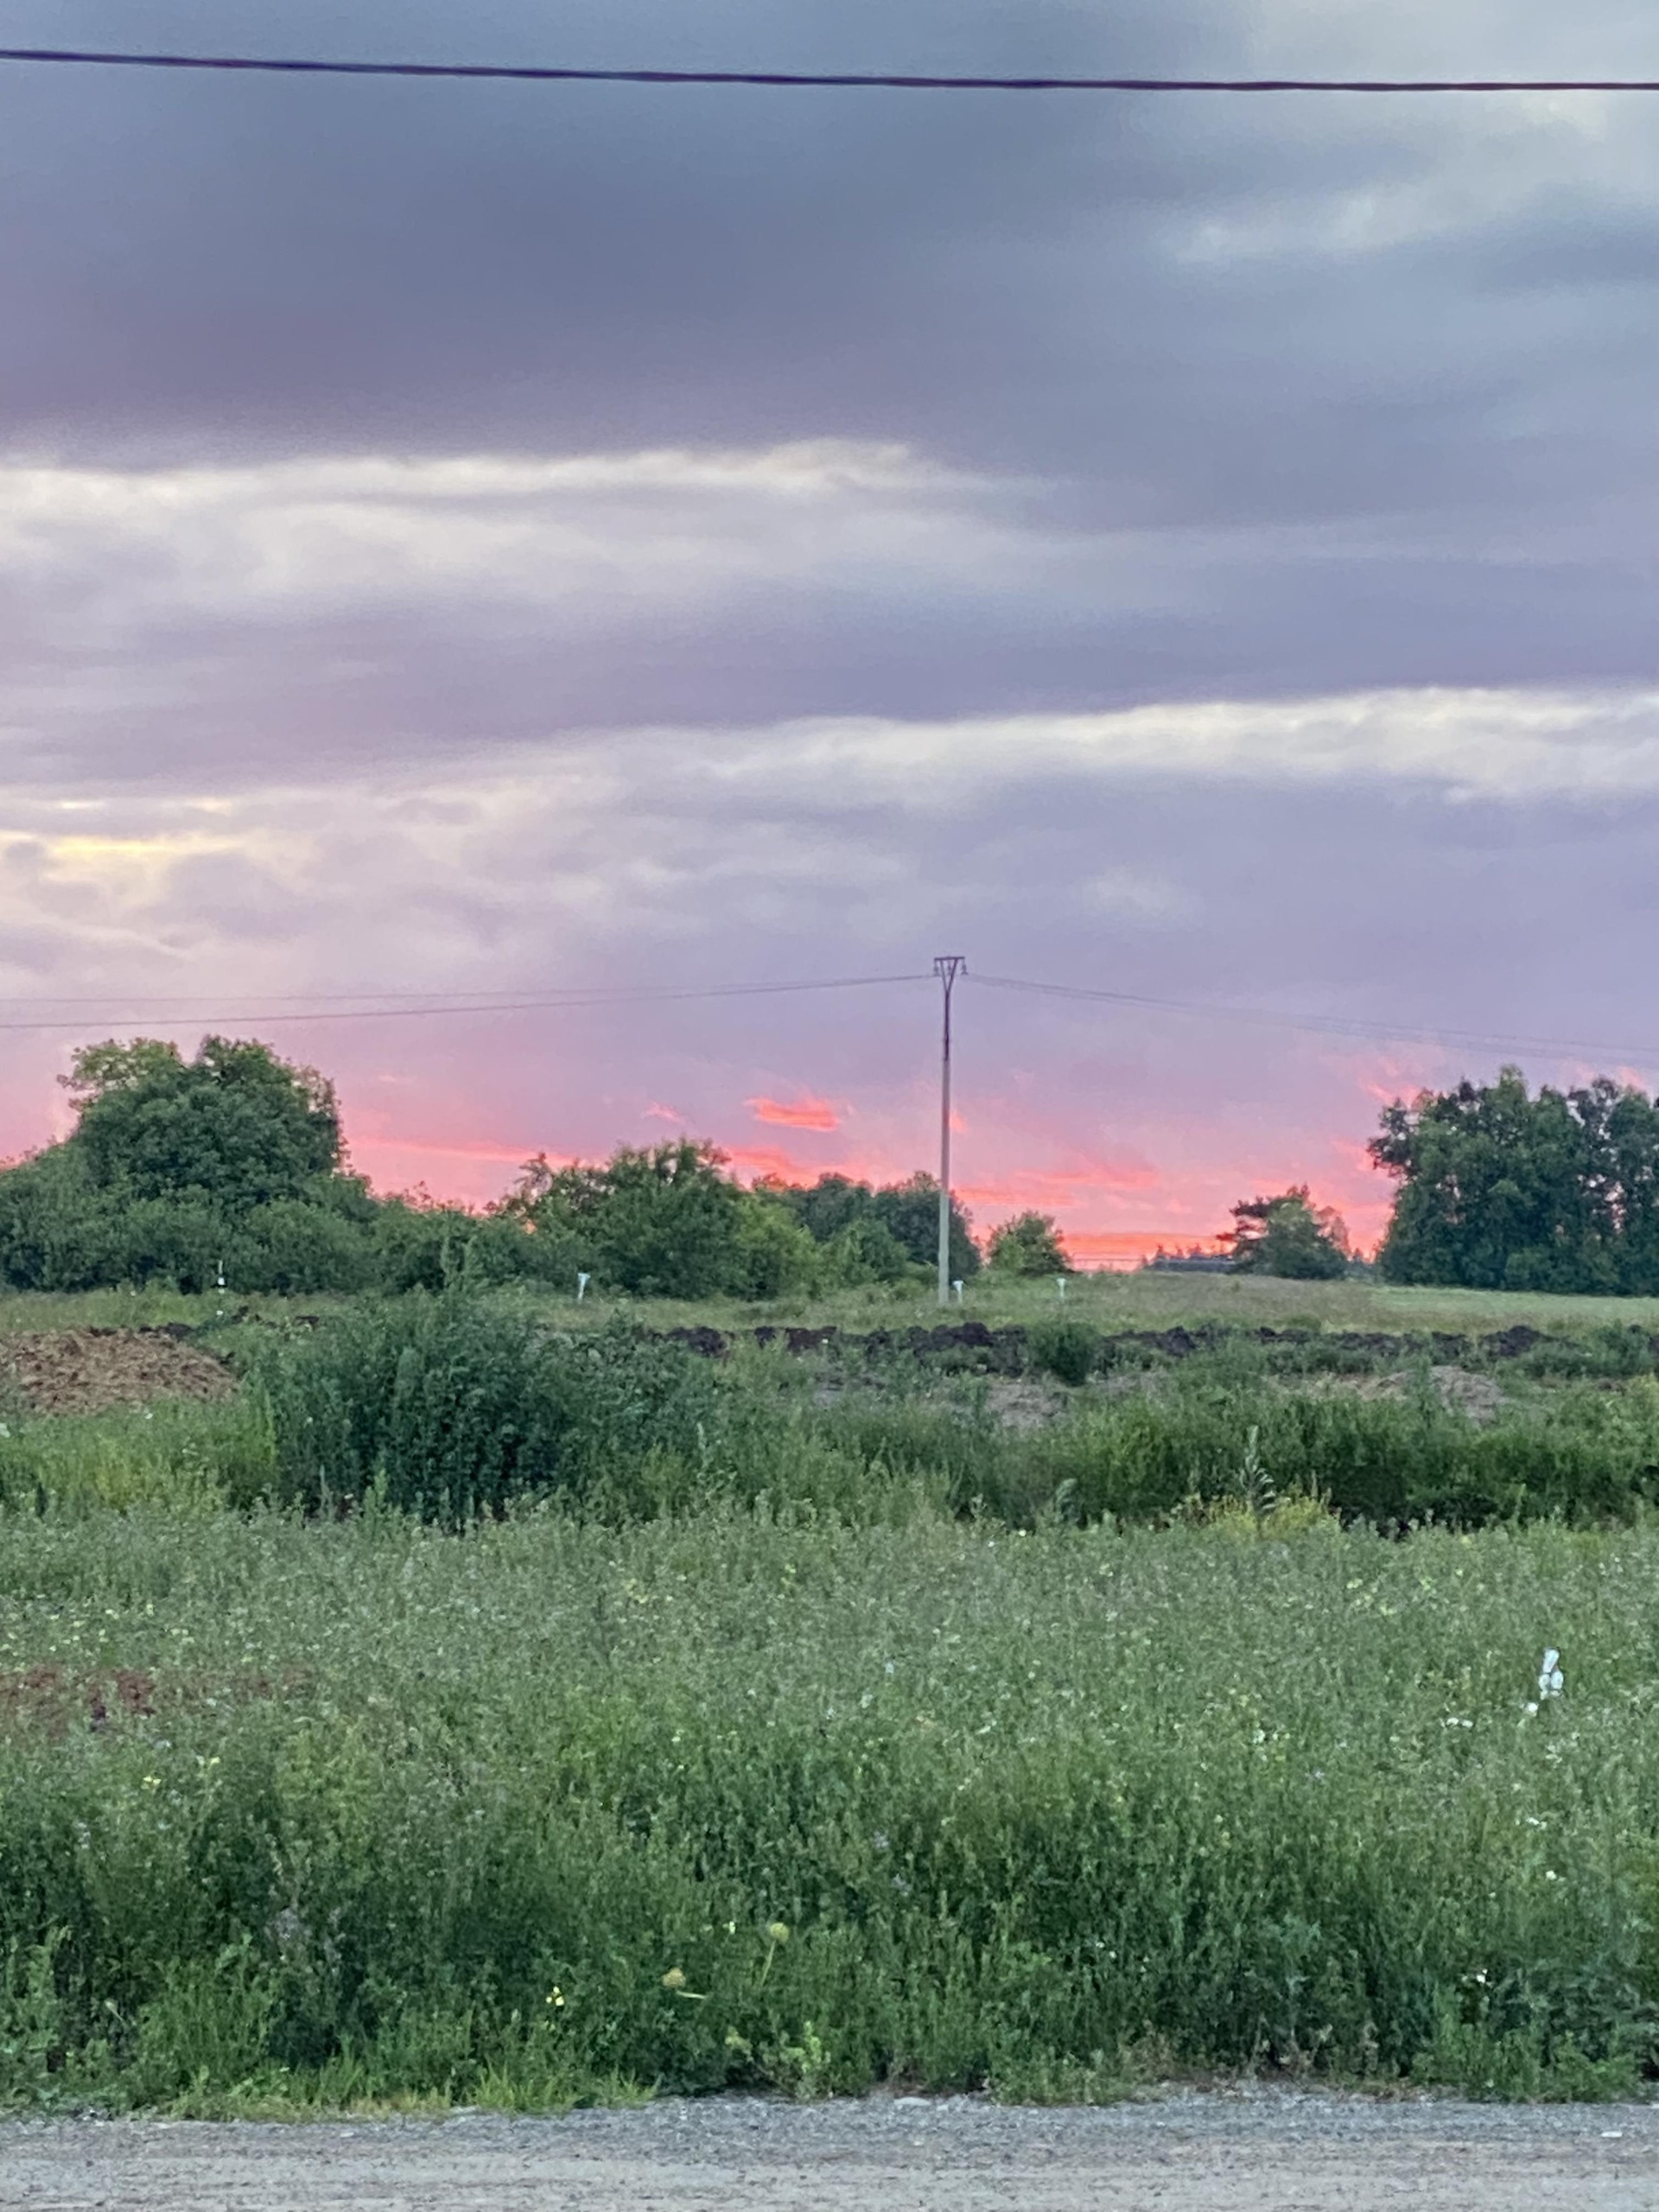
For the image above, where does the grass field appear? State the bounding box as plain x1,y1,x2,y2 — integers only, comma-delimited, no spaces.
0,1273,1657,2112
0,1503,1654,2110
8,1265,1659,1342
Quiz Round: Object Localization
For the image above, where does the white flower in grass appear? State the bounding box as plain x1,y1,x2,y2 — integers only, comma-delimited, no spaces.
1538,1649,1564,1700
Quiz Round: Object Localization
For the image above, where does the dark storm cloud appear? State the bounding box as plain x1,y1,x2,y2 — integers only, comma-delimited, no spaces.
2,0,1656,740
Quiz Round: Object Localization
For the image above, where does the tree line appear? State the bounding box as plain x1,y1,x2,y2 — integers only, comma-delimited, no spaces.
0,1037,1070,1298
1,1036,1641,1299
1217,1066,1659,1292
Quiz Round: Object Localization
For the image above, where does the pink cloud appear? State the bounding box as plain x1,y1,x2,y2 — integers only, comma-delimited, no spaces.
958,1155,1160,1207
747,1091,842,1133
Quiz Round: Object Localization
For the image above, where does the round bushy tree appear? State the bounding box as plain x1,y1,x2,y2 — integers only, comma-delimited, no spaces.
987,1211,1071,1277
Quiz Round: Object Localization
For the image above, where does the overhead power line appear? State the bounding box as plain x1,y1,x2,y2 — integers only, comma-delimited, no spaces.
4,963,1655,1071
0,970,931,1035
0,48,1656,93
970,971,1659,1070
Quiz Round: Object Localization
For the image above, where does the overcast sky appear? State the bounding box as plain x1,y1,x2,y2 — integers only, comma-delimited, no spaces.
3,1,1659,1254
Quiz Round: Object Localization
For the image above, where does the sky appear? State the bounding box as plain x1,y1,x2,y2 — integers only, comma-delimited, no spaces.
3,2,1659,1261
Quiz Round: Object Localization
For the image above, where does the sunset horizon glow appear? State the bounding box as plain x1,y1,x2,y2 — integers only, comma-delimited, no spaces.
3,0,1655,1262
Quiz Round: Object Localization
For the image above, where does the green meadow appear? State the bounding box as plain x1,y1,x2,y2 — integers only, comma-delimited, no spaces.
1,1274,1658,2110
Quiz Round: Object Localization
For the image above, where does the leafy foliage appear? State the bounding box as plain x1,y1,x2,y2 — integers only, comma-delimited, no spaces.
986,1211,1071,1276
1026,1317,1101,1385
1225,1186,1350,1280
1371,1066,1659,1293
770,1170,980,1283
0,1039,982,1301
239,1298,723,1525
65,1037,342,1211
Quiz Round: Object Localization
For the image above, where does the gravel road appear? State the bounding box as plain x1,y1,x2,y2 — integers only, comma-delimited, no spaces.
3,2090,1658,2210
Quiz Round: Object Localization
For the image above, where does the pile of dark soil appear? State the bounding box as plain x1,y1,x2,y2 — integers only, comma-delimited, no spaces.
0,1326,237,1415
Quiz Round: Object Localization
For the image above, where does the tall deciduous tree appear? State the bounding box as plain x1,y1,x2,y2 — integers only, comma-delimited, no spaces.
1369,1067,1659,1293
1225,1187,1351,1280
64,1036,342,1211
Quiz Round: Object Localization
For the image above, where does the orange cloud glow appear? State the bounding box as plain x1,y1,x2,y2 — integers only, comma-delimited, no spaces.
747,1092,842,1132
957,1156,1160,1206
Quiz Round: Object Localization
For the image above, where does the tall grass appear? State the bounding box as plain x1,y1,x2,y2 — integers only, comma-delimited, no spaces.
5,1295,1651,1534
994,1377,1659,1529
0,1504,1655,2108
0,1397,274,1515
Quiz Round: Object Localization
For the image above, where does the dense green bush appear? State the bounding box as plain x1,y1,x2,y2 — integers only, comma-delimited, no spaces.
238,1298,727,1525
1027,1318,1102,1387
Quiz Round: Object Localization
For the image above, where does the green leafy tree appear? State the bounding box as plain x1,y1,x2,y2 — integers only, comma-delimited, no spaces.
509,1141,756,1300
817,1215,917,1287
1225,1186,1351,1280
64,1036,342,1211
987,1211,1071,1277
1368,1068,1651,1292
745,1168,981,1285
772,1172,875,1244
868,1172,982,1281
728,1189,821,1299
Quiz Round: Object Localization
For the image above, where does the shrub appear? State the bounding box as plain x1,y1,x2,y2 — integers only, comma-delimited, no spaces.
1027,1319,1101,1387
238,1296,724,1525
229,1201,374,1294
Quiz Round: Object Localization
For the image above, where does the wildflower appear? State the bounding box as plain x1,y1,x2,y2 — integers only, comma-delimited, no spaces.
140,1775,160,1790
546,1987,566,2008
757,1921,791,1990
1538,1648,1564,1700
662,1967,687,1990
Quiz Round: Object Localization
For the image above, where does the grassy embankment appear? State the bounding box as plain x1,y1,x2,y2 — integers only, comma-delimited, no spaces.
0,1276,1657,2108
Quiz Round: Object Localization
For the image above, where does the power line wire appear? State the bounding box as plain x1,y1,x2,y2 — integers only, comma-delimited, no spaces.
9,962,1653,1069
0,970,931,1034
0,49,1656,93
969,971,1659,1069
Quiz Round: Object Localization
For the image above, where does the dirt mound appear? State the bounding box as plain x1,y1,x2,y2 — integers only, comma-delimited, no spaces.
0,1327,237,1416
1338,1364,1507,1424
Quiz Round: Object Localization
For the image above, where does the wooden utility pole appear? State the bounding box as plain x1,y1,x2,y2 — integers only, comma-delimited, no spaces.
934,955,965,1306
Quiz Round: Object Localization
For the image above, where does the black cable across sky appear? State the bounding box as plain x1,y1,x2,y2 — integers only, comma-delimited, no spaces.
7,965,1657,1071
969,972,1659,1071
0,48,1656,93
0,972,932,1034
